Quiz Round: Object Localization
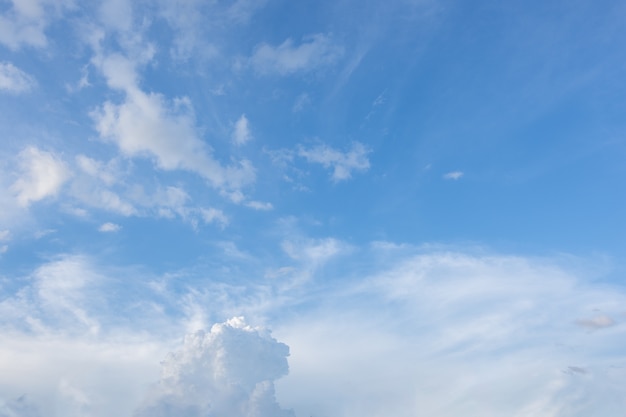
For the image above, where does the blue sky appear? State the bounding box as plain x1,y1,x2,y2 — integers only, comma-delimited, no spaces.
1,0,626,416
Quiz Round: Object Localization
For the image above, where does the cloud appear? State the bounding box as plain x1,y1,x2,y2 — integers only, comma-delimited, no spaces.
245,200,273,211
298,141,371,181
443,170,464,180
12,147,71,207
98,222,121,233
250,34,343,75
0,62,36,93
91,53,255,191
275,249,626,417
232,114,252,146
135,317,294,417
200,208,229,228
0,0,74,50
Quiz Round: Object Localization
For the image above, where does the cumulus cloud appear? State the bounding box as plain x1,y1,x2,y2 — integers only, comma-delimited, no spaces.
12,147,70,207
91,53,255,191
98,222,121,233
135,317,294,417
232,114,252,145
443,170,464,180
250,34,343,75
298,141,371,181
0,62,36,93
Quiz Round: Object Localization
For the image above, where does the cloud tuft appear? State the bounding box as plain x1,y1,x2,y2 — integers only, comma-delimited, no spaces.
298,141,371,181
98,222,121,233
443,171,464,180
12,147,70,207
232,114,252,145
0,62,36,93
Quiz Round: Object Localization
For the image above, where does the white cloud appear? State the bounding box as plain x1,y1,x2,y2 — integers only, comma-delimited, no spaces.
0,0,73,50
91,53,255,191
0,62,36,93
246,200,273,211
275,249,626,417
200,207,229,228
232,114,252,145
298,141,371,181
135,317,294,417
0,230,9,241
98,222,121,233
443,170,464,180
0,247,625,417
12,147,71,207
250,33,343,75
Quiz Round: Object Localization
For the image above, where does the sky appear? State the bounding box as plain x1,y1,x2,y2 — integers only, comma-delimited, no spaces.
1,0,626,416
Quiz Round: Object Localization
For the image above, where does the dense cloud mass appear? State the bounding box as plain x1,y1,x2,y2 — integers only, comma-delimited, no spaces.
135,317,294,417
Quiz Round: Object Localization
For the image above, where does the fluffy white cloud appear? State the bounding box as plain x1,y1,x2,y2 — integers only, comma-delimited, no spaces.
298,141,371,181
0,62,36,93
443,170,464,180
91,54,255,191
250,34,343,75
232,114,252,146
12,147,70,207
135,317,294,417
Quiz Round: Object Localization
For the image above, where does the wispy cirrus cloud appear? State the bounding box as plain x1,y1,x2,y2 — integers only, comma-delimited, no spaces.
250,34,343,75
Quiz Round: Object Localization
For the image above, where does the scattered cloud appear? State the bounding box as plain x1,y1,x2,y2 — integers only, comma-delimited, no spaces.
246,200,274,211
135,317,294,417
0,0,73,50
250,34,343,75
232,114,252,145
443,170,464,180
0,62,36,93
12,146,71,207
298,141,371,182
200,207,229,228
98,222,121,233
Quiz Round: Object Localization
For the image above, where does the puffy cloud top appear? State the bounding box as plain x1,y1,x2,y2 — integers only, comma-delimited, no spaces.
136,317,294,417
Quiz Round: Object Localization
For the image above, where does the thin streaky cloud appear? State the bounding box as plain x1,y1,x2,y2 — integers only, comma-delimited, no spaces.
443,171,464,180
